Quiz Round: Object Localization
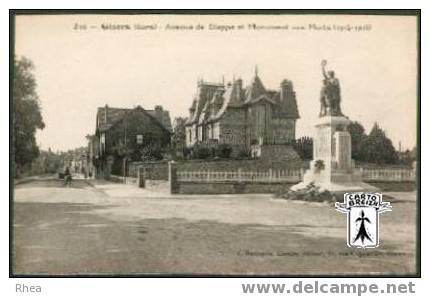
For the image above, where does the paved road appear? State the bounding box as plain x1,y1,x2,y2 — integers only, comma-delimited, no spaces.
12,178,417,275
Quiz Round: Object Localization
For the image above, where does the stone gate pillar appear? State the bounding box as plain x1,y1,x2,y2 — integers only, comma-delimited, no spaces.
168,161,179,194
137,166,146,188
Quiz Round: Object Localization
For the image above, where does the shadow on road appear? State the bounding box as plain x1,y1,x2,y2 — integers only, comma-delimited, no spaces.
15,179,93,189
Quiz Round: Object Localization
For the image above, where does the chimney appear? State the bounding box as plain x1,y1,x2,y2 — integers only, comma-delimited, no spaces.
104,104,109,124
236,77,243,89
154,105,164,123
280,80,293,100
235,78,243,99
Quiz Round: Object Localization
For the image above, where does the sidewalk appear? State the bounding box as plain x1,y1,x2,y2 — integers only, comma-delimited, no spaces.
84,178,273,200
13,174,54,185
85,178,172,198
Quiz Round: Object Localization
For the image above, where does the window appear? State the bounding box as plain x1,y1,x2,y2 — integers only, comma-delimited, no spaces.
100,133,105,153
136,134,143,144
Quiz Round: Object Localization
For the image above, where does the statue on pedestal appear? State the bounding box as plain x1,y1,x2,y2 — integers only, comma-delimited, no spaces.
320,60,343,117
289,60,378,195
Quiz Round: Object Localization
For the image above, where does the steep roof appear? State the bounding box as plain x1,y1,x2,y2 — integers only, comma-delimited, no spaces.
244,75,266,103
96,105,172,132
226,79,245,107
185,72,300,125
198,100,212,125
157,110,173,131
96,107,128,132
185,82,224,125
284,94,300,119
246,94,276,106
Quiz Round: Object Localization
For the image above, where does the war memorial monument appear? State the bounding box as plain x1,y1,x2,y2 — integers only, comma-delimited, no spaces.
291,60,378,194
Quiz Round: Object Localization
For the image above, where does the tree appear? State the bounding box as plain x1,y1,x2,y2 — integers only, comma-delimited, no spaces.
30,149,64,175
410,146,417,161
172,117,186,149
172,117,187,159
360,123,398,164
292,136,313,160
12,57,45,176
347,121,367,160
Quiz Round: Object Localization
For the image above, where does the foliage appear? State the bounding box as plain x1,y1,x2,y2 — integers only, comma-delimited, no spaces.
172,117,187,150
397,146,417,166
314,159,325,172
193,145,211,159
238,147,251,159
138,144,164,162
347,121,367,160
360,123,399,164
215,144,232,158
182,147,192,159
291,136,313,160
346,121,400,165
30,149,63,175
275,182,336,202
397,148,416,166
12,57,45,176
292,120,401,165
410,146,417,161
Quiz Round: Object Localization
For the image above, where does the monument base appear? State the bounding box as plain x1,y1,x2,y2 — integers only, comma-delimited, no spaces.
290,180,379,194
290,115,379,196
291,166,379,194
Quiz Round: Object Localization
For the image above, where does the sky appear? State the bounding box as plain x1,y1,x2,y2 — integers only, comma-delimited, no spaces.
15,14,418,151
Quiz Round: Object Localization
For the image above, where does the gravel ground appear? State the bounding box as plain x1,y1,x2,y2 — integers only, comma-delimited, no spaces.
12,179,417,275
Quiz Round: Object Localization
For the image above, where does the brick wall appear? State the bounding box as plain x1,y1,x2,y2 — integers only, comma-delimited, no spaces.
129,161,169,180
175,181,296,195
219,108,247,156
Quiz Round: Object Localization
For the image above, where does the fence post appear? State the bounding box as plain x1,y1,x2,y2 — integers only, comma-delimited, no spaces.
168,161,179,194
138,167,146,188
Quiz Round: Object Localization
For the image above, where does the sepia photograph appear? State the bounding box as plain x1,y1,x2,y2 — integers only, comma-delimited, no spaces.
10,10,420,276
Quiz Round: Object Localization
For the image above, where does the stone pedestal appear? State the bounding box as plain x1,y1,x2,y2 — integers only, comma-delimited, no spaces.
291,116,378,193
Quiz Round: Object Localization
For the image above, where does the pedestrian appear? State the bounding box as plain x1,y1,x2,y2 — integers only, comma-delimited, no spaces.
64,167,72,186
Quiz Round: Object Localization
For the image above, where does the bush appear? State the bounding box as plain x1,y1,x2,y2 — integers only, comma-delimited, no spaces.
314,159,325,172
194,146,211,159
182,147,192,159
275,182,337,202
139,145,164,161
238,149,251,159
216,144,232,158
292,136,313,160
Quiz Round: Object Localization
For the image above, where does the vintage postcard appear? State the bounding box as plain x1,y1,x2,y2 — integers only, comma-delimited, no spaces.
11,11,419,276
